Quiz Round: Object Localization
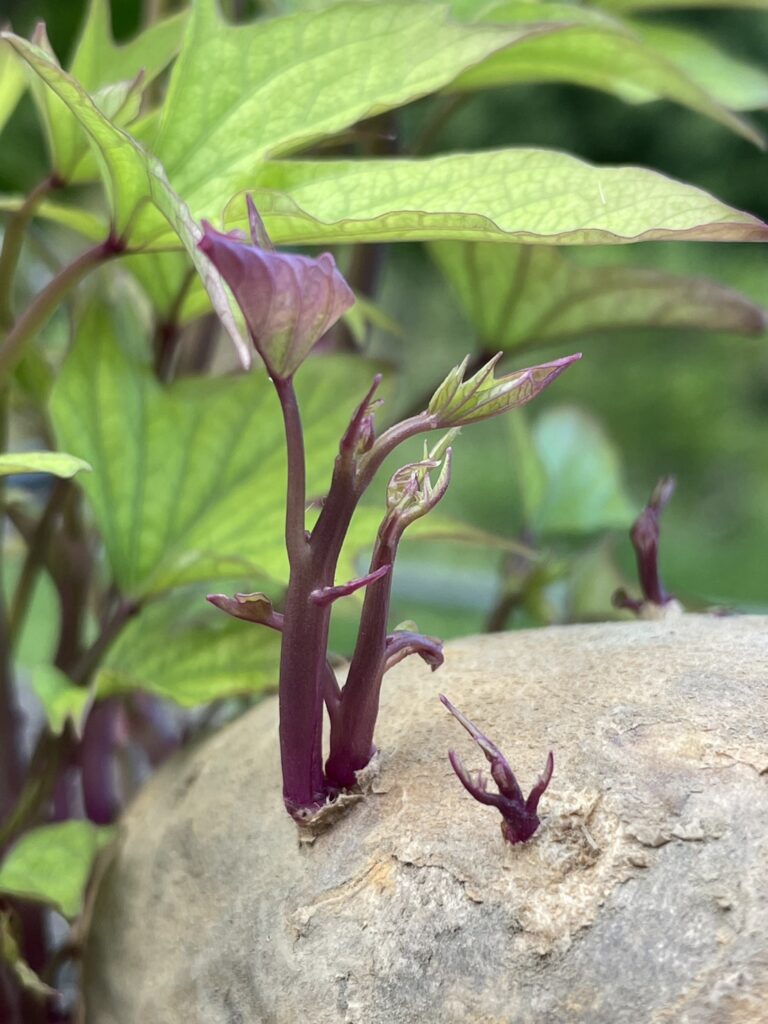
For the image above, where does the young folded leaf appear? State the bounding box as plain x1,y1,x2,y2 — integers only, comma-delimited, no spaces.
198,197,354,380
428,352,581,427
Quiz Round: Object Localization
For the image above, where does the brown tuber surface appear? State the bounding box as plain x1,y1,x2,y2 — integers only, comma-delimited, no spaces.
84,615,768,1023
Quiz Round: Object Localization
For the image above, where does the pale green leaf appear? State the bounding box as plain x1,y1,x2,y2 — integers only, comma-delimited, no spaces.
25,23,146,183
631,22,768,111
226,153,768,245
0,38,25,135
30,665,91,736
0,451,91,478
22,1,185,182
0,821,114,919
50,300,381,598
96,588,280,707
428,241,767,350
69,0,187,94
452,2,762,144
153,0,541,212
2,31,250,362
518,405,635,534
5,30,159,228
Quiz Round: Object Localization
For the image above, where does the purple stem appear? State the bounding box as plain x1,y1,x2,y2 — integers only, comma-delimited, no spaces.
276,380,365,816
79,698,126,825
324,518,400,789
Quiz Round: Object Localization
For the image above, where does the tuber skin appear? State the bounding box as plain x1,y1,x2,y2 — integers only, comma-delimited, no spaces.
200,197,580,822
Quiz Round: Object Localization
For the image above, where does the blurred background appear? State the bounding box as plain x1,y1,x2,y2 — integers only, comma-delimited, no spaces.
2,0,767,644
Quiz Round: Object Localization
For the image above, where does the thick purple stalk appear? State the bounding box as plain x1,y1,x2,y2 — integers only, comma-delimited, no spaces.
275,379,367,816
324,520,399,789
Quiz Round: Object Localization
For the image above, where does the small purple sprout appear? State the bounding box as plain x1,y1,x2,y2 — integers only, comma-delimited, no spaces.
613,475,677,615
440,695,553,845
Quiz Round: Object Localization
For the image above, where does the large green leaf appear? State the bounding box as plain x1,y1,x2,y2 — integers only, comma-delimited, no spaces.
631,22,768,111
152,0,542,213
429,241,767,351
23,1,185,183
2,30,250,363
511,405,635,534
226,153,768,245
453,2,762,144
96,587,280,707
0,38,25,135
0,451,92,478
69,0,188,95
50,301,380,599
0,821,114,919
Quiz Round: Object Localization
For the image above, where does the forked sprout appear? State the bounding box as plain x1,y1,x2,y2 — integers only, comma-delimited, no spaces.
441,695,553,844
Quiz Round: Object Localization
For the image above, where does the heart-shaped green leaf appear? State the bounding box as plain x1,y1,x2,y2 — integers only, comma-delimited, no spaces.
452,2,762,145
630,21,768,111
153,0,542,212
429,241,767,351
96,587,280,707
511,405,635,534
2,31,249,363
229,153,768,245
50,300,381,599
0,821,114,919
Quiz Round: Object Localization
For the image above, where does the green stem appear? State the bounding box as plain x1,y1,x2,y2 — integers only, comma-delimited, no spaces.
0,174,61,331
8,478,70,652
0,237,123,384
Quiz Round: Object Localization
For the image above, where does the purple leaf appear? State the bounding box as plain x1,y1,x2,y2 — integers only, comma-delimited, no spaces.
198,197,355,380
206,592,283,631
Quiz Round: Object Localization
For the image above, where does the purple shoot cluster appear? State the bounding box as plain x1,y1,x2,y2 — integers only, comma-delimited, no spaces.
613,475,677,614
440,695,553,844
200,197,578,826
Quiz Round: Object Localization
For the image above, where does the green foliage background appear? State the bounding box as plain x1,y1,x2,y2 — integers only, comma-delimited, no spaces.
2,0,766,644
0,1,766,1004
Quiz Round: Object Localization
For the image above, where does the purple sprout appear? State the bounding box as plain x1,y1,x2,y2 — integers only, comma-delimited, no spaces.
440,695,553,844
613,475,676,614
201,197,579,823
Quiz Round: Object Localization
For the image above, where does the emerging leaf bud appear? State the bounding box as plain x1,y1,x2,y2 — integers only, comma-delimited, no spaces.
198,197,355,380
384,432,456,532
613,475,681,617
428,352,581,427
